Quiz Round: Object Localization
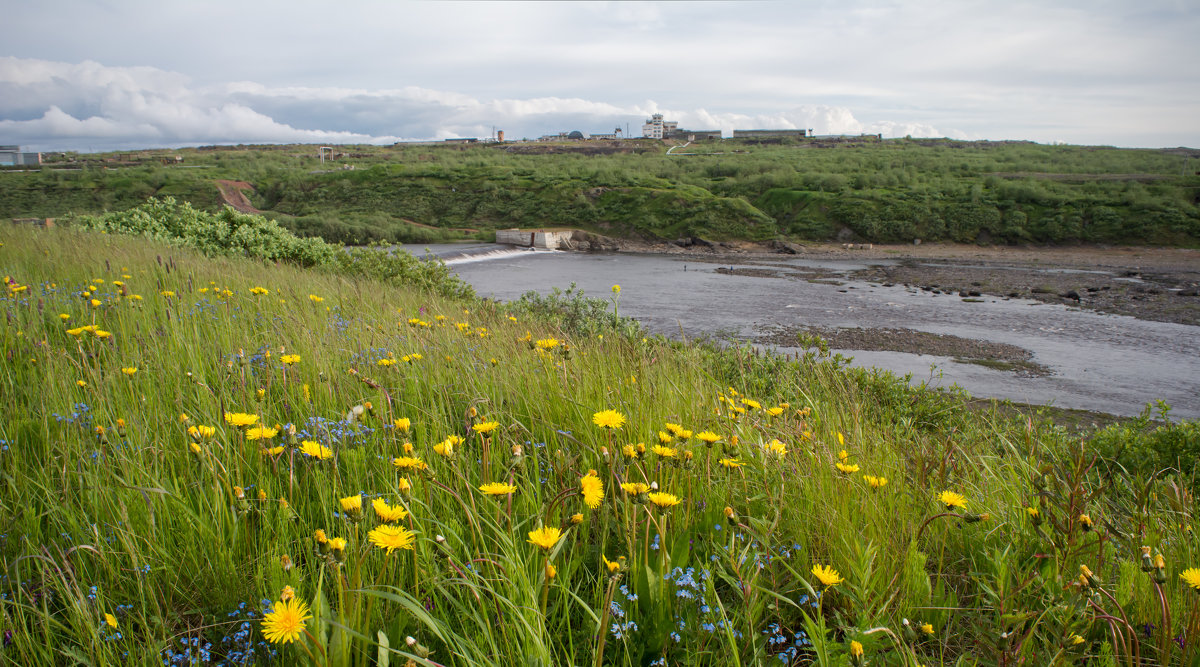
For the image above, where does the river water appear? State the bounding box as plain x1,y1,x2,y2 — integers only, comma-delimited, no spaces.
404,243,1200,419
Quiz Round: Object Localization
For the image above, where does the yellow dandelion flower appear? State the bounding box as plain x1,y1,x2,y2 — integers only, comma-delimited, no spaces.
261,445,285,456
244,426,278,441
368,524,416,554
280,354,300,365
580,471,604,509
920,622,934,636
835,462,860,474
313,529,328,544
308,294,324,303
392,417,411,432
657,431,674,444
391,456,428,471
838,449,850,462
479,482,517,496
938,491,968,511
850,640,863,657
299,440,333,460
647,492,681,509
473,421,500,434
121,366,137,376
766,406,784,417
652,444,678,458
339,495,362,513
763,439,788,457
621,482,650,495
280,586,295,602
602,554,621,573
527,526,563,551
863,475,888,488
719,457,745,468
1179,567,1200,591
811,564,844,588
224,412,259,427
592,409,626,430
105,612,119,629
622,444,640,459
261,598,312,644
695,431,721,445
664,423,684,436
372,498,409,522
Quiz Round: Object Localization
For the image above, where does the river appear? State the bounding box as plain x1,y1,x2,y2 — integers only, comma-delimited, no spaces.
404,243,1200,419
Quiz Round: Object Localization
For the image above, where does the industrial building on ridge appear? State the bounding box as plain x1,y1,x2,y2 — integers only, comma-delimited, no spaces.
0,146,41,166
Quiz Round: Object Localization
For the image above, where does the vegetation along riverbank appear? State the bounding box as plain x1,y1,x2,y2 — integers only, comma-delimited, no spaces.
2,205,1199,665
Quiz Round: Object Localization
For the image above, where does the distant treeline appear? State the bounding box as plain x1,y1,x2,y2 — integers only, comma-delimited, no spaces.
4,139,1198,245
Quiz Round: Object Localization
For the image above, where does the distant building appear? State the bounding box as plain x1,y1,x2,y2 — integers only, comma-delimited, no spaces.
442,138,479,144
731,129,807,139
642,114,678,139
0,145,41,166
665,128,722,141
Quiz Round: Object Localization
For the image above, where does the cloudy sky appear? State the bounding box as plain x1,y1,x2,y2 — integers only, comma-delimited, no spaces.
2,1,1197,151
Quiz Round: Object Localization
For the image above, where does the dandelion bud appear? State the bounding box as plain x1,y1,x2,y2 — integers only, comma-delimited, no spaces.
363,401,374,416
339,494,364,523
280,554,293,571
1153,553,1167,583
570,513,584,525
512,443,524,457
280,586,295,602
1141,545,1154,572
724,506,737,525
601,446,610,459
256,388,265,401
94,425,106,442
234,486,245,500
1080,564,1100,588
257,489,267,502
116,418,126,437
962,513,988,524
1026,506,1041,526
329,537,347,562
397,478,412,496
650,481,659,491
402,441,414,454
545,561,557,580
1079,514,1093,531
179,413,190,425
849,640,865,667
435,534,446,545
468,407,477,418
902,618,917,642
731,435,738,447
1066,634,1085,650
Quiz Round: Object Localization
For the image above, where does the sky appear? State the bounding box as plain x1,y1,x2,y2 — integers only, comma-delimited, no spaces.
2,0,1197,152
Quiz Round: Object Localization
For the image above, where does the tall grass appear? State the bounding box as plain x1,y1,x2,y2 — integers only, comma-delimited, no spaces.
1,225,1197,666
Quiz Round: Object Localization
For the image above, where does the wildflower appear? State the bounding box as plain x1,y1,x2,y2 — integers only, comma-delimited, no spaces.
105,613,119,629
1079,514,1093,531
863,474,887,488
280,354,300,365
838,449,850,462
664,423,684,437
479,482,517,496
397,478,412,495
314,529,328,545
392,456,428,471
570,513,584,525
473,421,500,435
622,444,640,459
766,406,784,417
652,444,678,458
339,494,363,517
224,412,259,427
244,425,278,441
1080,564,1100,588
535,338,559,350
763,439,788,457
657,431,674,444
920,622,934,636
393,417,411,432
368,525,416,554
77,380,87,387
811,564,844,588
299,440,333,460
377,358,395,367
261,598,312,644
545,561,557,579
849,640,864,666
612,284,621,294
121,366,138,376
280,554,293,571
695,431,721,446
372,498,409,522
1067,634,1085,647
327,537,348,559
280,586,295,602
1181,567,1200,592
90,299,101,308
603,554,622,573
835,462,860,474
592,409,626,430
621,482,650,495
433,438,456,457
647,492,681,509
160,290,175,297
527,526,563,551
308,294,324,303
719,457,744,468
938,491,967,511
580,471,604,509
250,286,269,296
59,313,70,321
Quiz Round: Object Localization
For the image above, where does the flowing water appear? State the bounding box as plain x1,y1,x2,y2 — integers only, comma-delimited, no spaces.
405,243,1200,419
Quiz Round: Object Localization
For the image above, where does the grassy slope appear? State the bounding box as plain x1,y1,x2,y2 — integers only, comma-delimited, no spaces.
1,225,1198,666
3,140,1198,246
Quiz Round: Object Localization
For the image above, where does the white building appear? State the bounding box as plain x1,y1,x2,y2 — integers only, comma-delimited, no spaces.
641,114,678,139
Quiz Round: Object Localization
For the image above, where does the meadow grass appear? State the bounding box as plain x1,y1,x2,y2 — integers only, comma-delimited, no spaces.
1,224,1198,666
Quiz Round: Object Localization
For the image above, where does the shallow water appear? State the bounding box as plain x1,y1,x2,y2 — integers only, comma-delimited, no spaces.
404,243,1200,419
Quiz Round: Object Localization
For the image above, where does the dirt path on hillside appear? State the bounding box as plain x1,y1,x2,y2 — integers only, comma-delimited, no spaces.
214,180,261,214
